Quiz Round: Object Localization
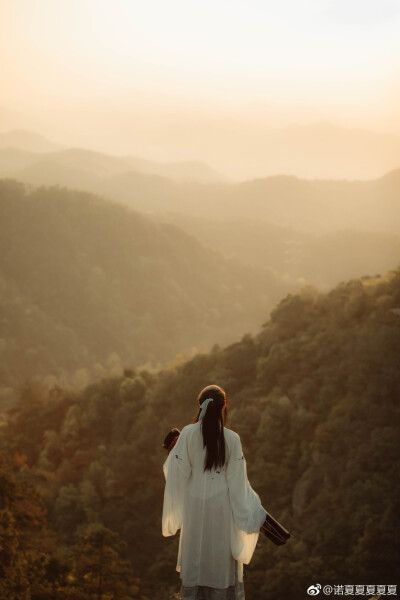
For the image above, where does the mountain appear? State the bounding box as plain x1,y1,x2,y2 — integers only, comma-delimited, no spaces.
2,143,399,234
0,129,65,153
123,156,224,182
88,119,400,180
0,138,224,183
157,213,400,289
6,157,102,191
0,178,290,400
3,268,399,599
99,168,400,235
0,147,42,175
229,172,400,234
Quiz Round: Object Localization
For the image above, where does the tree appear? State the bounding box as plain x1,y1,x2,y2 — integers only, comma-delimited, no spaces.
70,524,140,600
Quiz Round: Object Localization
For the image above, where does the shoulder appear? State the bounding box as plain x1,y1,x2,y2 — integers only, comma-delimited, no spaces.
180,423,200,438
223,427,241,444
223,428,243,463
224,427,241,448
181,423,198,433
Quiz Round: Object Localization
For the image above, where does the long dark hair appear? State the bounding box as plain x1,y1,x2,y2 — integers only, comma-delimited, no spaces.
195,385,227,471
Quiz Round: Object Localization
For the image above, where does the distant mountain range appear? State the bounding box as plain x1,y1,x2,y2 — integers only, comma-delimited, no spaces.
0,179,290,400
0,129,66,153
70,119,400,180
0,128,398,312
0,130,224,183
2,120,400,181
157,213,400,289
1,138,399,235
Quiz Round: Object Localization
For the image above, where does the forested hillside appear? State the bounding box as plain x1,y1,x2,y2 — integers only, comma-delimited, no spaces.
158,213,400,289
2,269,399,599
0,179,288,401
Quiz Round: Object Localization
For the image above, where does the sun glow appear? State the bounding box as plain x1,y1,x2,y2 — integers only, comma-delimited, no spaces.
2,0,399,110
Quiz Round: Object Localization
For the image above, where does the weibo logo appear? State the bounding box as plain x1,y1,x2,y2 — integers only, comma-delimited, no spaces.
307,584,321,595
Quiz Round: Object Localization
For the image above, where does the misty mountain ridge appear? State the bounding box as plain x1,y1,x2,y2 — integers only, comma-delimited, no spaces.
2,146,398,235
157,212,400,290
2,161,397,295
2,119,400,181
0,178,290,401
0,129,66,153
0,132,225,183
86,118,400,180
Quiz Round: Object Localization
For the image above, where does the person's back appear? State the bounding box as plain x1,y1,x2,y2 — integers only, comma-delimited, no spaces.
179,423,245,588
186,421,239,490
162,385,267,600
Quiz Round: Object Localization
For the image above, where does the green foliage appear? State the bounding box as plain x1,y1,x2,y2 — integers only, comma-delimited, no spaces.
2,269,400,599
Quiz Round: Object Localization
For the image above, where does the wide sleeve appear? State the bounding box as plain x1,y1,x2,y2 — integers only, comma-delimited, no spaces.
227,434,267,564
162,425,192,537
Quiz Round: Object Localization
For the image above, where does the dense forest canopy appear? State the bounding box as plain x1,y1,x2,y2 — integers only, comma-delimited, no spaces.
2,269,399,599
0,178,288,403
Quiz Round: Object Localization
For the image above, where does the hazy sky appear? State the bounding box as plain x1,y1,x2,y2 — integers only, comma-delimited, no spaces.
1,0,400,157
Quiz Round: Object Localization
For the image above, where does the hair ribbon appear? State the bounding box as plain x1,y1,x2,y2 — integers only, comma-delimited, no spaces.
199,397,214,420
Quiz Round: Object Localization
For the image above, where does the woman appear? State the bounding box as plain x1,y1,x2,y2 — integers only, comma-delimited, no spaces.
162,384,267,600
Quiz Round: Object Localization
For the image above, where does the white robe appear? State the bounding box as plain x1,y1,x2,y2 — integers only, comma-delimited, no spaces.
162,421,267,589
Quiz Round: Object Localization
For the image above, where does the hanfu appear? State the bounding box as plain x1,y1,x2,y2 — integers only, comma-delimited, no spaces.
162,421,267,599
